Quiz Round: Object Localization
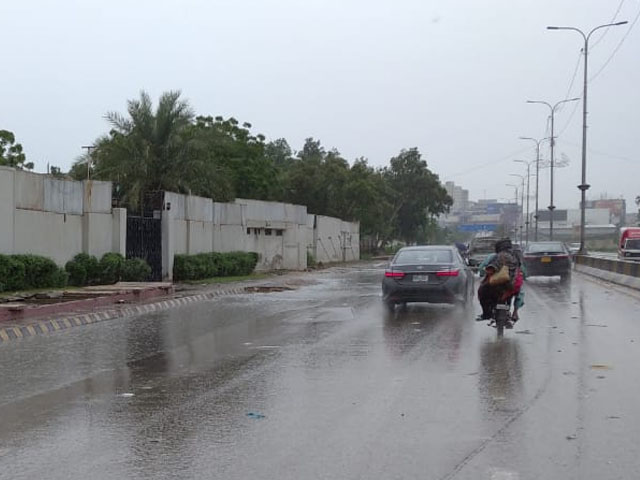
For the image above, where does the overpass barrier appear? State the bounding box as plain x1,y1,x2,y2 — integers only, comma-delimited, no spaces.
574,255,640,290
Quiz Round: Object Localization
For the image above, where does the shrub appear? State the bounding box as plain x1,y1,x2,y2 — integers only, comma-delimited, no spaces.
0,254,66,291
65,253,100,286
99,253,125,284
0,255,26,292
173,251,259,281
12,255,64,289
121,258,152,282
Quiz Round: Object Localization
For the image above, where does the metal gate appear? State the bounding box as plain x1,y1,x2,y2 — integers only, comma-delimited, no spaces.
126,216,162,281
124,191,165,281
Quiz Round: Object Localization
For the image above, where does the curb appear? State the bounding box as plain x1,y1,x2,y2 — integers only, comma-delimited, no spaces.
0,286,247,345
575,264,640,291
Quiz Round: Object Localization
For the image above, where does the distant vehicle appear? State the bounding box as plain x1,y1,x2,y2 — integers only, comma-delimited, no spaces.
523,241,572,281
467,236,498,271
567,242,581,257
618,227,640,261
382,246,473,310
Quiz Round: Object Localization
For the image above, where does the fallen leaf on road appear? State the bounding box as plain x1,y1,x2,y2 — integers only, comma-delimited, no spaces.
591,364,613,370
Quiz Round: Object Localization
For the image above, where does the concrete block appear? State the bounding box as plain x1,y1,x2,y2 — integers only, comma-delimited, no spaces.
14,209,83,265
0,168,15,254
83,180,112,213
14,170,44,210
164,191,186,220
213,202,244,225
186,195,213,222
187,220,213,254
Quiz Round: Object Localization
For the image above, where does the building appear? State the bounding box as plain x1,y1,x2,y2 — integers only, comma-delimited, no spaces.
444,181,469,216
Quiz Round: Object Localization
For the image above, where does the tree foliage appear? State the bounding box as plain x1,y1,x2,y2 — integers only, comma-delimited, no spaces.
0,130,33,170
75,91,451,244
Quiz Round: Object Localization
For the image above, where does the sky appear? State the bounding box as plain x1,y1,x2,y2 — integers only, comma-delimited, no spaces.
1,0,639,211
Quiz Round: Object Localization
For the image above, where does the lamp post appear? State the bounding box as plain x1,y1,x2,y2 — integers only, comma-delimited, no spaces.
512,164,533,244
81,145,95,180
514,160,535,245
547,20,628,254
506,183,519,241
526,98,579,240
510,173,526,244
519,136,551,241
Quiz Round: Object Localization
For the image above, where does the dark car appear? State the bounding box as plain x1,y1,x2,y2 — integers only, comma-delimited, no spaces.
467,236,498,271
523,241,572,280
382,246,474,310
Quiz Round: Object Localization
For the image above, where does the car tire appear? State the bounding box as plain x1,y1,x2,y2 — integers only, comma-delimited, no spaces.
560,272,571,282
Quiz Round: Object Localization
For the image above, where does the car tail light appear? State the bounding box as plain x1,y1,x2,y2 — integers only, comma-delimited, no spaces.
436,269,459,277
385,271,405,278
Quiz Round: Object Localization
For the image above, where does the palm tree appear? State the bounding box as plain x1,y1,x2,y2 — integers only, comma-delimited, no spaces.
86,91,201,209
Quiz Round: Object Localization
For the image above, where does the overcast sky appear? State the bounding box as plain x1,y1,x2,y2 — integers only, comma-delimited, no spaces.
1,0,638,210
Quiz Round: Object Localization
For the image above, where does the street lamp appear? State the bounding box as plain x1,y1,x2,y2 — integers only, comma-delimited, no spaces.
506,183,519,241
514,159,536,245
519,136,551,241
526,98,579,240
510,173,525,244
547,21,628,254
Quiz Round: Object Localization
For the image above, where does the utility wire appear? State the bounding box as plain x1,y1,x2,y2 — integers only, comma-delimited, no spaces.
591,0,627,49
590,4,640,82
447,146,530,179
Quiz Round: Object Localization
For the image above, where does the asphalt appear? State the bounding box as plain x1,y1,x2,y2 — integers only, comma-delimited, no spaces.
1,263,640,479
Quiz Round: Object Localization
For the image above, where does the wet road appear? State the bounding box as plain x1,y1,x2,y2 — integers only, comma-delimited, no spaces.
1,264,640,479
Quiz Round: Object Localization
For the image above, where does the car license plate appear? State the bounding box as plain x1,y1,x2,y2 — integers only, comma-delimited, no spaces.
413,275,429,282
541,256,552,263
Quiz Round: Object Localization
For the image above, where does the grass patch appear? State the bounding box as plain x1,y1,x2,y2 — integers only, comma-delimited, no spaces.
183,273,272,285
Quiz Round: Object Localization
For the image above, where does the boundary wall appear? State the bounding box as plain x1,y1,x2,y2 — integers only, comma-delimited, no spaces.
574,255,640,290
161,192,359,279
0,167,125,265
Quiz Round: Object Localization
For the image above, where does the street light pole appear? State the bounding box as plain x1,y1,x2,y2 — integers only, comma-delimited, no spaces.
547,21,628,254
81,145,96,180
510,173,525,244
526,99,579,240
506,183,519,241
519,137,551,241
514,160,534,245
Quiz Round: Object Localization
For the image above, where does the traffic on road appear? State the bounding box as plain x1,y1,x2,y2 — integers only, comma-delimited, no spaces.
2,255,640,479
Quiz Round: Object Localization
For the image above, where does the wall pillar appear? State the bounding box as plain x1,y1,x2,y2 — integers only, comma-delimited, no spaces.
112,208,127,256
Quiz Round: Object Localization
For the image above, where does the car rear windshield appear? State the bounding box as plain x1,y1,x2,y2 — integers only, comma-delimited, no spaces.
470,239,495,252
394,249,453,265
526,242,565,254
625,239,640,250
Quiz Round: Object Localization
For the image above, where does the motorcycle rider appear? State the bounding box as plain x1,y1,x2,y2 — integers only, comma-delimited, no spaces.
475,238,524,327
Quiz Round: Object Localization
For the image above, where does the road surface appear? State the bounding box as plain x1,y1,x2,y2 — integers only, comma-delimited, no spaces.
1,264,640,479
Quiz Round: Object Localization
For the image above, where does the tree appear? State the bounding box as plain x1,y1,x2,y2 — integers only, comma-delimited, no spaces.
382,148,452,243
0,130,34,170
78,91,208,208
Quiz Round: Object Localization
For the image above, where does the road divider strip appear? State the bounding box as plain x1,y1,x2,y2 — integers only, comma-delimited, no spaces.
0,286,247,345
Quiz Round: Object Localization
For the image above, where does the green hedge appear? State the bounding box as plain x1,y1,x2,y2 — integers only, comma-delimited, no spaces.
173,251,259,281
0,254,68,293
65,253,152,286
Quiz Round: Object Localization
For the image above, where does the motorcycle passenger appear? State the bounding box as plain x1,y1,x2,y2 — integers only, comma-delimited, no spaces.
476,238,524,326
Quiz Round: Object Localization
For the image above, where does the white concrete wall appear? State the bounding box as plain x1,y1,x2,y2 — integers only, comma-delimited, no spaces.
0,167,15,254
0,167,123,266
314,215,360,264
14,209,83,265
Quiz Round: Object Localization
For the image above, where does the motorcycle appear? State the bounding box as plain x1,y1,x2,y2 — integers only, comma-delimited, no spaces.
491,300,513,337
